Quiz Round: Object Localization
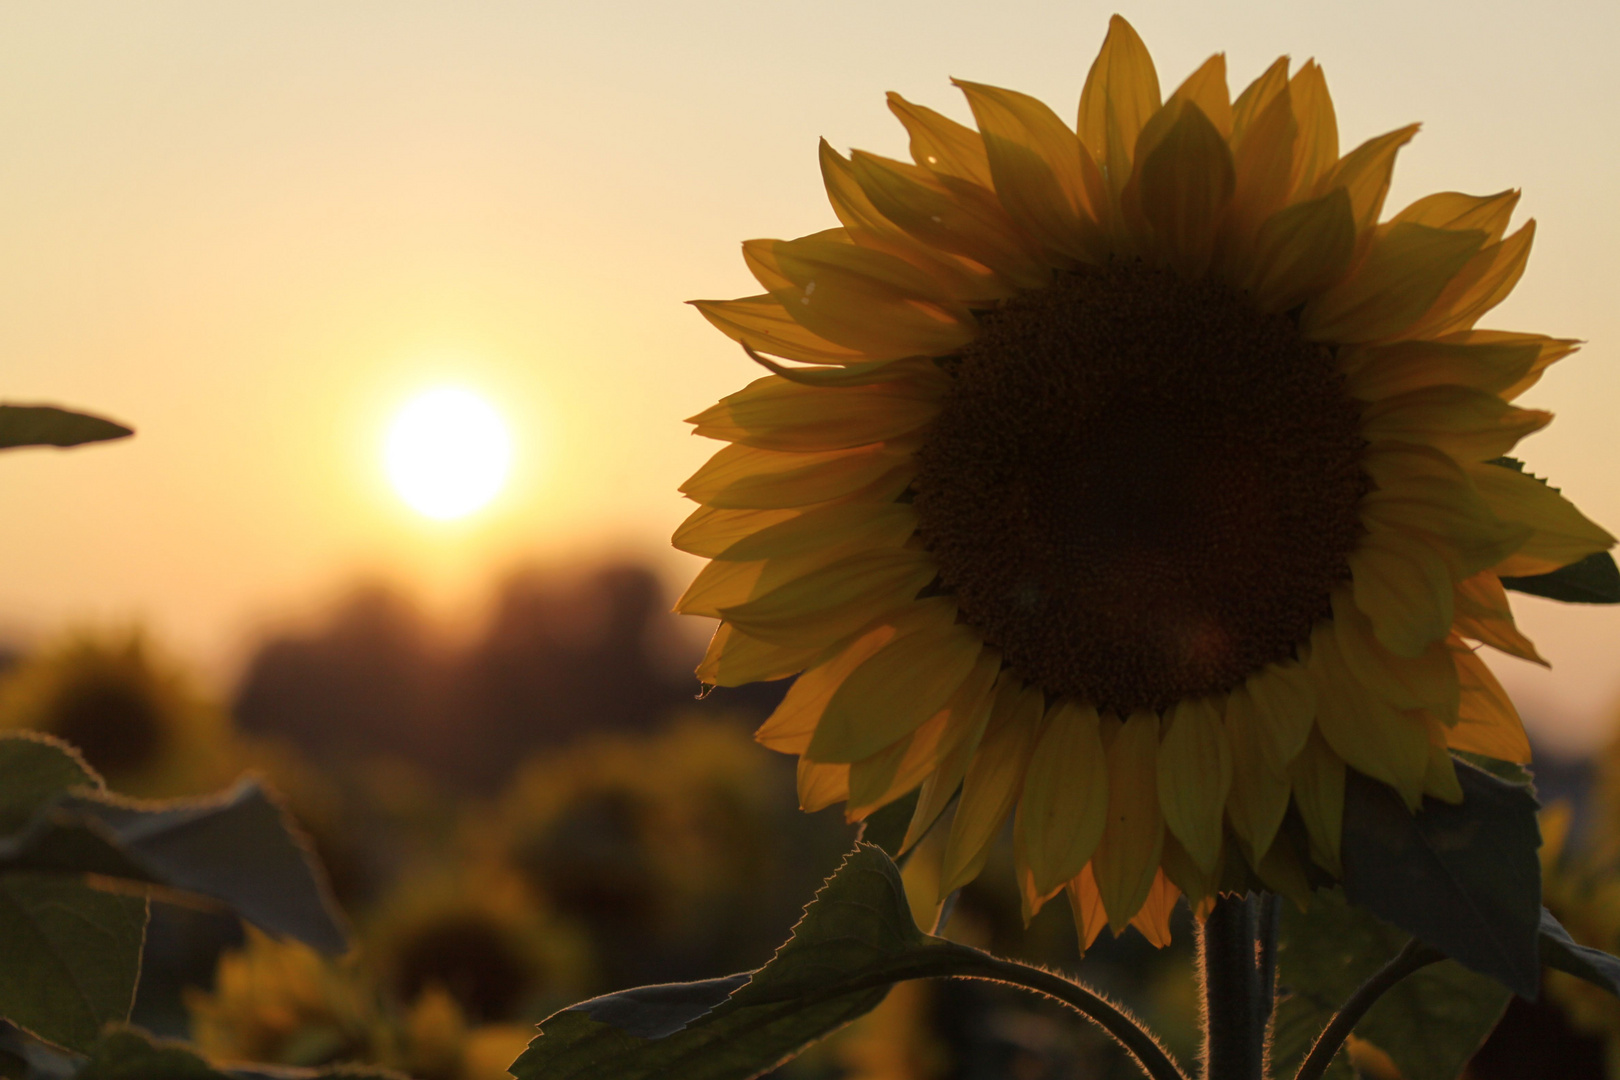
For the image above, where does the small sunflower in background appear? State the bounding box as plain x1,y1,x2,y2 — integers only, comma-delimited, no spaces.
676,15,1612,941
0,628,234,798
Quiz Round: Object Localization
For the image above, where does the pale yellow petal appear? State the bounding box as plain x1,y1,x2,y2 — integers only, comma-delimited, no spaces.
1156,696,1230,874
1160,827,1221,909
755,611,921,752
719,547,936,649
1360,442,1531,577
1289,725,1346,875
699,622,825,688
673,504,799,558
903,650,1004,852
1302,223,1485,344
1092,710,1164,931
710,501,913,562
940,677,1043,892
691,294,868,366
797,757,850,812
1451,331,1581,402
690,372,942,451
811,606,984,763
1016,700,1109,895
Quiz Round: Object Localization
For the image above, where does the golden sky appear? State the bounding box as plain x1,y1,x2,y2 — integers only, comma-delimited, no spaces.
2,1,1618,751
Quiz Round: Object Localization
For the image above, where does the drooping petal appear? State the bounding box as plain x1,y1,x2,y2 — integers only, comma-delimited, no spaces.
1452,571,1546,665
681,441,911,510
1156,696,1231,874
1225,685,1292,858
1347,532,1455,657
1092,710,1164,931
956,79,1103,263
811,605,984,763
1302,223,1486,344
940,677,1043,892
798,757,850,812
1244,653,1317,773
1127,871,1180,947
1289,726,1346,875
689,372,943,451
674,504,799,558
1078,15,1161,200
1309,617,1428,809
713,501,915,562
1447,639,1532,764
1360,442,1531,579
699,622,826,687
1066,863,1109,953
1016,700,1109,895
1468,462,1617,576
1332,593,1459,717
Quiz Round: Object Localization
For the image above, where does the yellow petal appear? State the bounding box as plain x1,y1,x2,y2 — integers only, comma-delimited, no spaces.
1309,619,1428,809
902,650,1004,852
886,91,995,189
1156,696,1231,875
676,522,899,618
955,79,1102,262
1066,863,1109,953
1450,330,1581,402
699,622,823,688
1312,124,1420,234
1225,685,1292,858
849,149,1049,287
1347,533,1455,658
1230,57,1289,144
1447,639,1532,764
811,606,984,763
1016,700,1109,895
1160,826,1221,908
939,677,1043,893
1288,61,1338,197
714,501,915,562
1406,222,1535,339
818,140,1008,302
1302,223,1485,344
1166,53,1232,137
849,645,1002,819
1360,442,1531,577
1092,710,1164,931
1244,653,1317,773
1392,189,1519,242
1332,592,1458,716
1362,385,1550,462
690,372,942,452
1243,187,1356,312
756,611,919,752
1078,15,1161,199
744,236,975,359
681,442,911,510
1136,103,1235,275
719,547,936,649
1468,461,1617,576
1127,870,1180,948
1452,571,1545,665
798,757,850,812
691,294,868,365
1342,337,1544,404
1226,81,1296,242
674,504,799,558
1289,725,1346,875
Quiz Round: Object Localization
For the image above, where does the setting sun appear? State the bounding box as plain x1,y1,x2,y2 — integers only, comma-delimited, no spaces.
385,387,512,520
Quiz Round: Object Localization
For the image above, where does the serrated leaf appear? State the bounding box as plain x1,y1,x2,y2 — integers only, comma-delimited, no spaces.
1540,906,1620,996
512,843,973,1080
1340,760,1542,998
853,789,919,862
0,874,146,1053
1501,552,1620,604
1272,888,1510,1080
0,781,346,955
0,735,100,836
0,406,132,451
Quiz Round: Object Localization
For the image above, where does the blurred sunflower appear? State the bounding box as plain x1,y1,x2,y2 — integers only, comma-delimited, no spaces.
675,16,1612,939
0,629,233,797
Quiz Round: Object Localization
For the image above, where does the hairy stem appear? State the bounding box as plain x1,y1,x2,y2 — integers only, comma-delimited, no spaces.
942,947,1191,1080
1292,937,1444,1080
1200,893,1276,1080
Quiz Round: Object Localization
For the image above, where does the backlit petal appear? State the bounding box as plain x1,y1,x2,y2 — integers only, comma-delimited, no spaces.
1289,726,1346,875
1092,710,1164,931
1157,696,1230,873
1302,223,1485,344
1078,15,1161,200
940,677,1043,892
1017,699,1109,895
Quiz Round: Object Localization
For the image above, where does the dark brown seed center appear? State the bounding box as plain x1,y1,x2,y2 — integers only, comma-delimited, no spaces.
912,261,1368,714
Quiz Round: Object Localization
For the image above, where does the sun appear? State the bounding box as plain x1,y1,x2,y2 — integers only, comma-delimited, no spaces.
385,387,512,521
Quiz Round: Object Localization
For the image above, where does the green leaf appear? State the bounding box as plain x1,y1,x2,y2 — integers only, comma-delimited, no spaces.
0,874,146,1053
853,789,919,862
0,406,131,451
0,781,347,955
1540,906,1620,996
1340,760,1542,997
511,843,959,1080
0,1026,408,1079
1501,552,1620,604
1272,888,1511,1080
0,735,100,836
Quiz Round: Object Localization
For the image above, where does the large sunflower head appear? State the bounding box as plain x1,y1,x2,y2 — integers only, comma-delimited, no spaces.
675,17,1614,942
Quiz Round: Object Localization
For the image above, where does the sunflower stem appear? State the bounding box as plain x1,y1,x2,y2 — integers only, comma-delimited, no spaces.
1291,937,1443,1080
1199,892,1278,1080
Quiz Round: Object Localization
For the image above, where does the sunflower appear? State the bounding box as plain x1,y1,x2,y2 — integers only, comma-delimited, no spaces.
674,16,1613,943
